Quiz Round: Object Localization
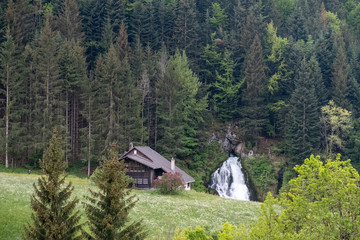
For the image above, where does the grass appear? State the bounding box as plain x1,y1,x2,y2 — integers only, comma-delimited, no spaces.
0,172,260,240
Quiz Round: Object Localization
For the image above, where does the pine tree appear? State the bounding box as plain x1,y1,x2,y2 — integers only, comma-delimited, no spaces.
92,45,122,155
288,1,308,41
317,28,335,90
56,0,84,42
332,34,350,110
308,55,328,107
157,50,207,159
5,0,34,49
286,59,320,165
212,49,241,120
84,143,145,240
0,28,25,168
32,15,63,150
172,0,199,55
80,71,96,177
241,35,267,141
115,23,143,151
24,128,83,240
59,40,87,161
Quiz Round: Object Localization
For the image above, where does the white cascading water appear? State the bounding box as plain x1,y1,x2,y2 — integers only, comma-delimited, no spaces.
209,156,250,201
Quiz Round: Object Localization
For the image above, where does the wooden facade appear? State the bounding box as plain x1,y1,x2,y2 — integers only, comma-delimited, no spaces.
120,146,195,189
125,159,165,189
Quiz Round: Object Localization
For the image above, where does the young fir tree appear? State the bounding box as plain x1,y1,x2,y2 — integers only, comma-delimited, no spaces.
84,143,145,240
24,128,83,240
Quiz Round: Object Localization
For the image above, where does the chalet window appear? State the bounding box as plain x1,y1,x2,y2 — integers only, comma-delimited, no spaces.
137,178,143,184
127,161,146,172
143,178,148,185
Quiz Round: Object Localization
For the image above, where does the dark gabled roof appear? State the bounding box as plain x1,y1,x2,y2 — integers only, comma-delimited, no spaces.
120,146,195,183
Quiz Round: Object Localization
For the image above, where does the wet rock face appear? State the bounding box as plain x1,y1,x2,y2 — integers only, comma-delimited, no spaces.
209,124,256,157
210,124,239,152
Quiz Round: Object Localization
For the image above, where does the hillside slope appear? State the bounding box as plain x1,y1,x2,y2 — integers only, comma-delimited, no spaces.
0,172,260,239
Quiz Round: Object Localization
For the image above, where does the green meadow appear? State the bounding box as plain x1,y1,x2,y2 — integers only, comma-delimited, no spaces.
0,171,260,239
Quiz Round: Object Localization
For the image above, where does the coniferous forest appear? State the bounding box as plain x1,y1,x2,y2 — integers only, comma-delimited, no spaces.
1,0,360,190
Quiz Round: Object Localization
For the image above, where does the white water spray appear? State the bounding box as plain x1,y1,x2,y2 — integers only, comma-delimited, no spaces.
209,156,250,201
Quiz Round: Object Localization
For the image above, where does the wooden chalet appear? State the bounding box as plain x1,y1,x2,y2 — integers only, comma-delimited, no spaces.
120,145,195,189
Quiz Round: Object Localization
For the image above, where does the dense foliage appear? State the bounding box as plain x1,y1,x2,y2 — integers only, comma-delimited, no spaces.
1,0,360,189
242,156,278,200
24,129,83,240
250,154,360,239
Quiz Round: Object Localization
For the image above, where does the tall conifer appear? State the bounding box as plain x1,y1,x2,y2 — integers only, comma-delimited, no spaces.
286,59,320,164
242,35,267,141
332,34,350,109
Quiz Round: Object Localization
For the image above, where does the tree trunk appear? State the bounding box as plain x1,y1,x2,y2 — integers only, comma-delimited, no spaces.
65,91,69,162
5,63,9,169
88,96,91,177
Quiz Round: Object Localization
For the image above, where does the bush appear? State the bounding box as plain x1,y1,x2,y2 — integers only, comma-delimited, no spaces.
154,172,184,194
173,226,212,240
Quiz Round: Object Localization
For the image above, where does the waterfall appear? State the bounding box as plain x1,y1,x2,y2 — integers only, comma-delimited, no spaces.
209,156,250,201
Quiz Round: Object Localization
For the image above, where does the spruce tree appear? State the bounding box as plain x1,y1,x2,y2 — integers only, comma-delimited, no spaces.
172,0,199,55
0,28,21,168
286,59,320,165
5,0,34,49
24,128,83,240
92,45,121,155
32,14,63,150
59,40,87,161
332,34,350,110
157,50,207,159
308,55,328,107
241,35,267,141
56,0,84,42
84,143,145,240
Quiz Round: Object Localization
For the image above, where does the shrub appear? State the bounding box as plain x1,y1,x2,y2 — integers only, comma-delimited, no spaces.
154,172,184,194
173,226,212,240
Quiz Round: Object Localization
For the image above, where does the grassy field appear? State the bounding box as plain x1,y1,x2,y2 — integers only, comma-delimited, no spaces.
0,171,260,240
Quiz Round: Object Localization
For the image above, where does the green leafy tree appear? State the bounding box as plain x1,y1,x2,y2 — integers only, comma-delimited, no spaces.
250,154,360,239
84,143,145,240
24,128,83,240
173,226,213,240
321,100,352,156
